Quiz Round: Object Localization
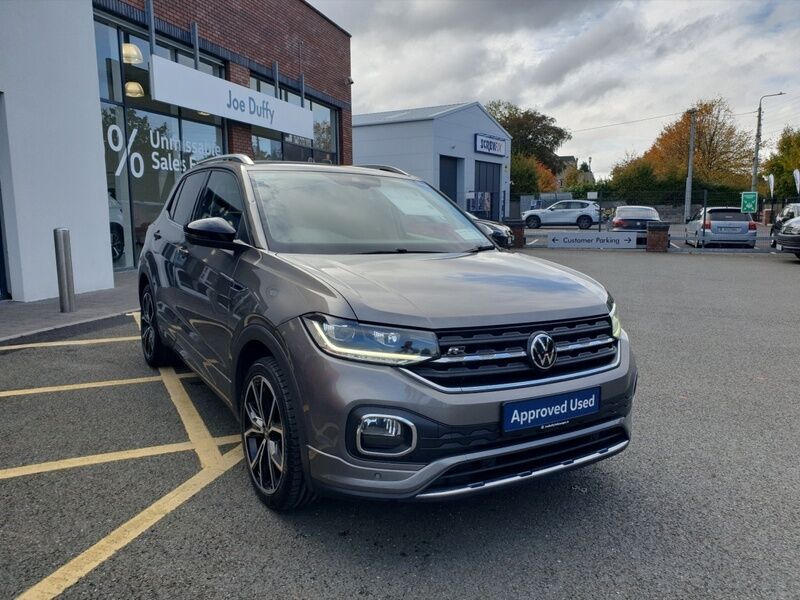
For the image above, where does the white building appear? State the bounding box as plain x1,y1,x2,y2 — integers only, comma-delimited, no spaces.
353,102,511,221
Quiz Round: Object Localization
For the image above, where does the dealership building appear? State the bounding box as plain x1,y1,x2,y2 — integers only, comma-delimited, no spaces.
353,102,511,221
0,0,351,301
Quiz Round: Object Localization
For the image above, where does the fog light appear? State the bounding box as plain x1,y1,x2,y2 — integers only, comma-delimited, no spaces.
356,415,416,458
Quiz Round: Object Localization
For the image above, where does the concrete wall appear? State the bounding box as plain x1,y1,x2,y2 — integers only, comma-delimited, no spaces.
433,104,511,215
353,104,511,217
352,120,435,183
0,0,113,301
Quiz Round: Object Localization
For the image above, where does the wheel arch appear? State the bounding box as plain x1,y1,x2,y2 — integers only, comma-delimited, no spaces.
231,321,314,485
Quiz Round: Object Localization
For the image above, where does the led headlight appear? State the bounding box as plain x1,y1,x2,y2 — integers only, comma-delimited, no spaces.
303,314,439,365
606,294,622,339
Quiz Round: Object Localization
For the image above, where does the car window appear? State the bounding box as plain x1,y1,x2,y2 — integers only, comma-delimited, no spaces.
617,207,659,219
248,170,487,254
708,209,751,222
194,170,247,238
551,202,567,210
171,171,208,226
573,202,587,209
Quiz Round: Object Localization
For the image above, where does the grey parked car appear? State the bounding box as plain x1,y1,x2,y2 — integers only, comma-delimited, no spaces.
138,155,637,511
685,207,757,248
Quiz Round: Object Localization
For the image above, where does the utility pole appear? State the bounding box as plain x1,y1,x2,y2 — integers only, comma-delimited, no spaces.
751,92,786,191
683,109,697,223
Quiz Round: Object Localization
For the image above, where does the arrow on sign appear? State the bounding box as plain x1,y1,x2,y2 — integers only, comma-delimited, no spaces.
552,237,558,243
625,237,632,243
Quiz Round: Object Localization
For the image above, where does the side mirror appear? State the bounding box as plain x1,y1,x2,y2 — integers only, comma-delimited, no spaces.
490,230,507,246
185,217,239,250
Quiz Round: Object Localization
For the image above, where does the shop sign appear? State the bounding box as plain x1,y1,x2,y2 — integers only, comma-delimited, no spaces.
151,55,314,139
475,133,506,156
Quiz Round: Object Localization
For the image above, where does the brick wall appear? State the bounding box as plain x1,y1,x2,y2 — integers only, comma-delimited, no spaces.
120,0,352,163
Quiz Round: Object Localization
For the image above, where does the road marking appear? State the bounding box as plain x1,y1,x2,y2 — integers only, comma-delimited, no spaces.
0,442,194,480
0,336,139,352
670,242,679,249
160,366,222,468
0,435,239,481
0,376,162,399
128,311,141,330
17,445,243,600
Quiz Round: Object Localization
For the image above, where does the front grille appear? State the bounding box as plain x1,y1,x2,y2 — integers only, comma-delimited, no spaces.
423,426,628,494
407,314,618,390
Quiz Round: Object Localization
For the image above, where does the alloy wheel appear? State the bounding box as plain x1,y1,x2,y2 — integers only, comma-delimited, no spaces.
243,375,285,494
140,290,156,359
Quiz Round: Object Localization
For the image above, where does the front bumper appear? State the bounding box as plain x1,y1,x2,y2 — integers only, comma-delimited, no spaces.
279,319,637,500
776,232,800,252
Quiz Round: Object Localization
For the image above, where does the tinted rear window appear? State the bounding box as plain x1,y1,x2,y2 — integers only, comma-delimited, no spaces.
616,207,659,219
708,209,751,222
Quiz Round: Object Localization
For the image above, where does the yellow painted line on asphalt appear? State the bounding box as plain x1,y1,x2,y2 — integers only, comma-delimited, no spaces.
159,366,222,468
0,434,240,481
0,442,195,480
18,445,243,600
0,376,162,399
0,336,139,352
127,311,141,330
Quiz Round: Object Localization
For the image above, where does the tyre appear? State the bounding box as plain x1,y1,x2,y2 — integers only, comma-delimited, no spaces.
110,224,125,262
240,357,315,511
525,215,541,229
139,283,174,367
577,215,592,230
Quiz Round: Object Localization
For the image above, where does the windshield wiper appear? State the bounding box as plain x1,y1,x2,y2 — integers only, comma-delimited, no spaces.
359,249,444,254
464,245,496,253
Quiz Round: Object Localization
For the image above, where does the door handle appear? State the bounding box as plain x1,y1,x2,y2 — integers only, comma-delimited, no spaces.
153,230,162,240
177,245,189,255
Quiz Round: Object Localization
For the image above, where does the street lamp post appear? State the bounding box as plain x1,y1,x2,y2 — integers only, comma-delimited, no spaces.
751,92,786,192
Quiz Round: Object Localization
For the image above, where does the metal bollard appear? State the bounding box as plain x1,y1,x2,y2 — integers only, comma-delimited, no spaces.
53,228,75,313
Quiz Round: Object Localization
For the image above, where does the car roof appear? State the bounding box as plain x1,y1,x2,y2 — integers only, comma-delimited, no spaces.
617,205,656,210
192,159,418,181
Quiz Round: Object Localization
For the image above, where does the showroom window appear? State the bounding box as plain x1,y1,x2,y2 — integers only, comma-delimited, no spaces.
94,17,225,268
249,75,339,164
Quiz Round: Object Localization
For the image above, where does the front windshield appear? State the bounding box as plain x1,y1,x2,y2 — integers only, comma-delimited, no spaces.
248,170,490,254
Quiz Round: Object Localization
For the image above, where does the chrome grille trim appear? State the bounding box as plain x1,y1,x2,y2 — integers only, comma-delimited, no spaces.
401,349,621,393
556,335,615,353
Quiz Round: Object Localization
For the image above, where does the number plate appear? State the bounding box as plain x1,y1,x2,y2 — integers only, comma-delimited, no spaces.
502,387,600,432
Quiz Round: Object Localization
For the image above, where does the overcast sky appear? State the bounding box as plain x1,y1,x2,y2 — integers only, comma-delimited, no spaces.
309,0,800,178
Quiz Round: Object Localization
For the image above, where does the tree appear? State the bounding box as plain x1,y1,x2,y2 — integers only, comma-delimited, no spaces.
562,164,583,189
762,127,800,198
579,161,590,172
510,153,538,196
607,98,753,196
486,100,571,173
535,160,557,192
643,98,751,189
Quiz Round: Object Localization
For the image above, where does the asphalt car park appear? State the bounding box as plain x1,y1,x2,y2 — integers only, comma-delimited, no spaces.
2,250,799,599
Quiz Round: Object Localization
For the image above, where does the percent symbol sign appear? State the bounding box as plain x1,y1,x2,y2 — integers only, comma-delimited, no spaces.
106,124,144,178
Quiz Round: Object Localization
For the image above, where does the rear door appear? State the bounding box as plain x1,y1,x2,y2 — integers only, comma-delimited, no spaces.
177,169,250,397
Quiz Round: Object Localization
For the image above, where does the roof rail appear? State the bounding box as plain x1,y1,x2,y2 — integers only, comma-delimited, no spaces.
355,164,410,176
195,153,254,166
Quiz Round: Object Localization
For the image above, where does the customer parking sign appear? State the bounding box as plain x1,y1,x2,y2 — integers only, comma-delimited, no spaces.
741,191,757,213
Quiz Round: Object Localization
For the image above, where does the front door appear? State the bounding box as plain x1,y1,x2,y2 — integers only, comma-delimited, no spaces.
475,160,501,220
177,169,249,399
439,155,458,202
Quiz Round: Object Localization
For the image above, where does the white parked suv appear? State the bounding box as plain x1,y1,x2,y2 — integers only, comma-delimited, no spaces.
522,200,600,229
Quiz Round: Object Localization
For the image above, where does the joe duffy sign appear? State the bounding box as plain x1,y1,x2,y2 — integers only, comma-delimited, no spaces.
547,231,637,249
150,55,314,139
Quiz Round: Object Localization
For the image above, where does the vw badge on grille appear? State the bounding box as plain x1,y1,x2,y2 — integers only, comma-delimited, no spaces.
528,332,556,370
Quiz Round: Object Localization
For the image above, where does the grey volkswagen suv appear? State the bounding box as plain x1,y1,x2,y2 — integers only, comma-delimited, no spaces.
138,155,636,510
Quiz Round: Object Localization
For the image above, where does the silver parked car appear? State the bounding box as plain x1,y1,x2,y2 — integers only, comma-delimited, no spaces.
685,207,757,248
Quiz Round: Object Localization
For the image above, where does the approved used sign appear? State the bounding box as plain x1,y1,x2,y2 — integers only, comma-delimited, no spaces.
547,231,637,249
